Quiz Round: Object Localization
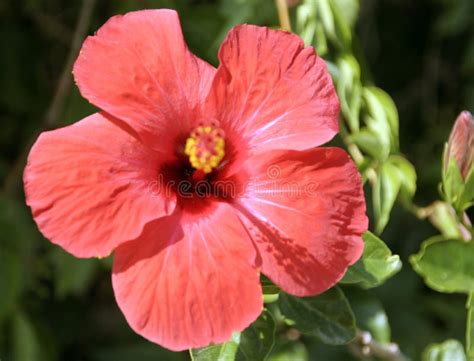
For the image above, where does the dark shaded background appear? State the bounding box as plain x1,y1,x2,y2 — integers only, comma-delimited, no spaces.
0,0,473,360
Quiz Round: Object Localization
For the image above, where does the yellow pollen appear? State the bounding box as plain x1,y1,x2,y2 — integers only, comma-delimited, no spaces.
184,124,226,173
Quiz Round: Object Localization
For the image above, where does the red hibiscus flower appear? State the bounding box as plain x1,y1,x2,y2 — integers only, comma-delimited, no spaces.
24,9,367,351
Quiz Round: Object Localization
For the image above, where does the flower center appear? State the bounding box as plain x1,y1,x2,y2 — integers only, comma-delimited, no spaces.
184,124,225,174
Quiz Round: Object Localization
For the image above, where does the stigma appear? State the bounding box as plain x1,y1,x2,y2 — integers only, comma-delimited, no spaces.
184,124,225,174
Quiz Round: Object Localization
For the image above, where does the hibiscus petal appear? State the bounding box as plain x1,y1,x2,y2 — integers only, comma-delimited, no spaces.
236,148,367,296
112,203,262,351
24,112,175,258
206,25,339,154
73,9,215,150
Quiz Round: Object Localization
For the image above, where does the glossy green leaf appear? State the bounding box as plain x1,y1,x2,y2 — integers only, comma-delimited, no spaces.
190,310,275,361
422,339,466,361
411,238,474,294
373,162,401,234
278,287,356,345
341,231,402,289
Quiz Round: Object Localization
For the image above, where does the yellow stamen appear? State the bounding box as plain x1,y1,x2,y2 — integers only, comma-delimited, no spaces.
184,124,225,174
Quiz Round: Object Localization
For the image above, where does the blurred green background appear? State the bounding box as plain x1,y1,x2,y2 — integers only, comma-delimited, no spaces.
0,0,473,360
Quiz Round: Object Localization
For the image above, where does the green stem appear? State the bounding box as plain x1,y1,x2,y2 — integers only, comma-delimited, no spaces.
467,292,474,360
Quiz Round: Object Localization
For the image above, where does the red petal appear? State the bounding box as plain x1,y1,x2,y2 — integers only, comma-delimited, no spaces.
73,10,215,149
112,203,262,351
24,113,175,258
236,148,367,296
206,25,339,154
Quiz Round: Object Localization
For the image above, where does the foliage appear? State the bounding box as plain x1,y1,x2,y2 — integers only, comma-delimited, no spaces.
0,0,473,360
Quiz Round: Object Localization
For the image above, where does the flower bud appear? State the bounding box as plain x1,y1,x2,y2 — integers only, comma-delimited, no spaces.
445,111,473,179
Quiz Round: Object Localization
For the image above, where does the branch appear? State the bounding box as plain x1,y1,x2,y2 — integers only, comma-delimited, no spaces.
348,331,409,361
275,0,292,32
2,0,97,194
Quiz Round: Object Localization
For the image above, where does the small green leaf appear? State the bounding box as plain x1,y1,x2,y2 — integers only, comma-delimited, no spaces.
190,333,240,361
336,55,362,132
365,87,400,152
460,166,474,210
442,152,465,207
410,238,474,294
352,129,384,160
278,286,356,345
373,162,401,234
389,155,417,202
422,339,466,361
362,87,393,160
190,310,275,361
236,310,275,361
341,231,402,289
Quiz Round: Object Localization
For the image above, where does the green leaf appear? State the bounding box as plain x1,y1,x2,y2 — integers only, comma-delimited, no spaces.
236,310,275,361
389,155,417,202
460,166,474,210
336,55,362,133
362,87,394,160
278,286,356,345
348,290,391,343
332,0,359,28
267,342,308,361
329,0,352,50
373,162,401,234
442,151,465,207
190,310,275,361
352,129,384,160
12,311,42,361
190,333,240,361
341,231,402,289
422,339,466,361
410,238,474,294
365,87,400,152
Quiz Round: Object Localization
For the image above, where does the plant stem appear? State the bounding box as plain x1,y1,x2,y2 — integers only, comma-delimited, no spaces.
467,292,474,360
275,0,292,32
